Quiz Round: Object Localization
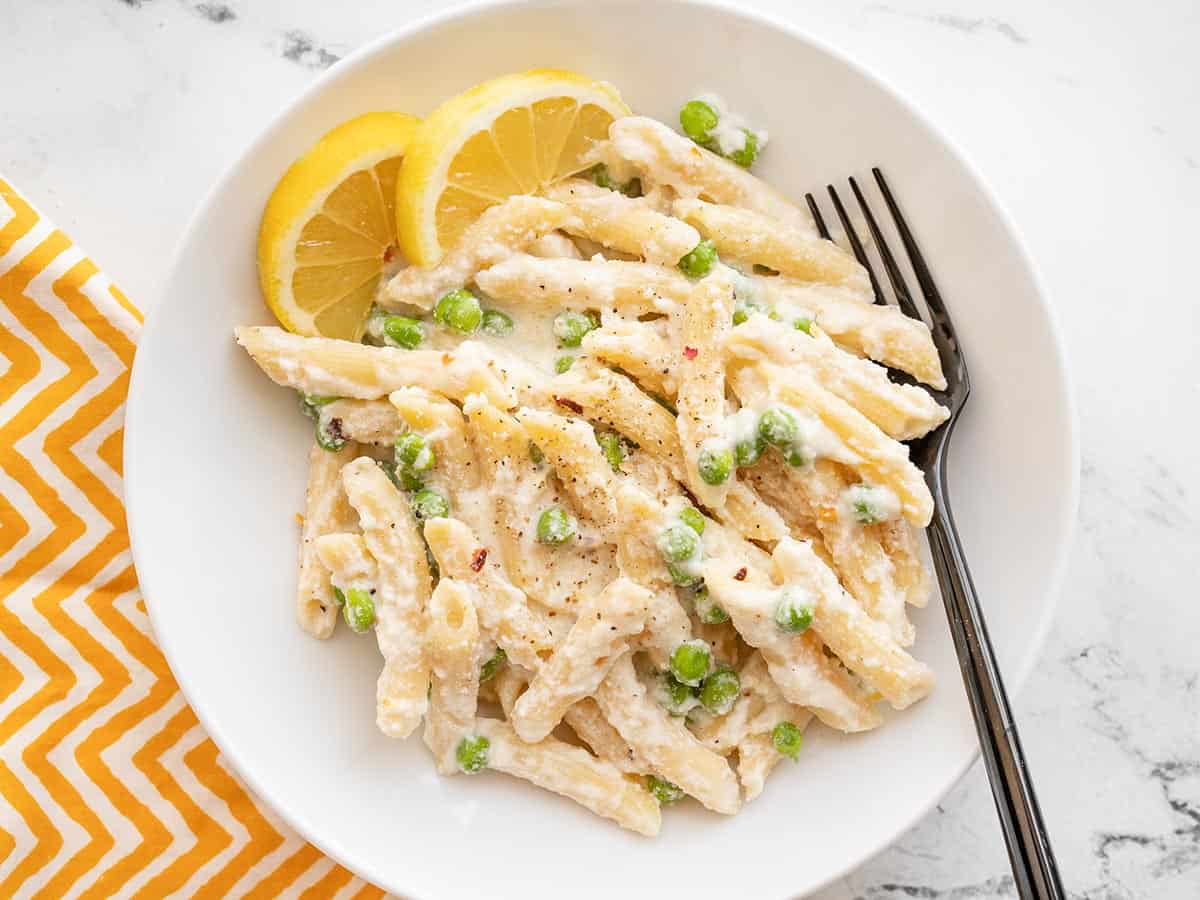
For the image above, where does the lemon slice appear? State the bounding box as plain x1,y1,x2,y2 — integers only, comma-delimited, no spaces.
257,111,420,339
395,69,631,266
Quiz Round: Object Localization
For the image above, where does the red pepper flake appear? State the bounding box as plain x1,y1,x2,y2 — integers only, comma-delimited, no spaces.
470,547,488,572
683,346,698,360
383,245,397,263
554,395,584,414
734,567,748,581
442,352,453,365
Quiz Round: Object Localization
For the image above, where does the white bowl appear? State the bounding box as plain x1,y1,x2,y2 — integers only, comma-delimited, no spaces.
125,2,1078,897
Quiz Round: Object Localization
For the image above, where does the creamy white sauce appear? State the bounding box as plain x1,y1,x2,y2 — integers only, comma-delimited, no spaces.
695,93,769,157
772,299,816,330
839,483,902,524
718,401,855,468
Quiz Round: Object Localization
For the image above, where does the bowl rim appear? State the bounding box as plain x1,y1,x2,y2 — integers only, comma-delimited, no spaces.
125,0,1080,894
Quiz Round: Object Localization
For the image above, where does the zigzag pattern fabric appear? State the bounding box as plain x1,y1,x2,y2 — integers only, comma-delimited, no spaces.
0,178,384,898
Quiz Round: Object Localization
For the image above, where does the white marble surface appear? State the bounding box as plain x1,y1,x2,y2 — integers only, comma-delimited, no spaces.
2,0,1197,897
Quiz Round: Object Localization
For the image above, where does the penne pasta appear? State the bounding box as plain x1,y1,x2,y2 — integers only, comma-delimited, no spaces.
389,387,481,492
771,537,934,709
726,314,949,441
475,717,662,837
543,179,701,264
761,277,947,388
341,457,433,738
381,195,575,309
474,254,690,316
296,442,359,638
235,326,515,408
422,516,555,671
318,399,404,445
563,698,649,775
729,360,934,526
607,116,813,232
702,558,882,732
675,197,868,290
527,230,584,260
423,578,481,774
674,267,737,508
582,313,676,398
747,456,915,646
512,577,651,742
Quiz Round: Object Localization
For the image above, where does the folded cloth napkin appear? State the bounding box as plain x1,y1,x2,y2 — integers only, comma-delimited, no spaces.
0,178,383,897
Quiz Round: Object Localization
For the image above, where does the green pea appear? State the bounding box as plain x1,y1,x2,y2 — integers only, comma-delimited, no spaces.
456,735,490,774
670,639,711,687
434,288,483,334
480,647,507,683
590,163,616,190
759,407,799,447
732,305,751,325
480,309,514,337
784,444,810,468
678,506,705,535
314,414,347,452
536,506,576,546
411,489,450,521
395,432,434,472
595,430,625,472
528,441,545,465
656,672,698,716
343,587,375,633
383,315,424,349
693,585,729,625
554,355,576,374
728,130,759,168
299,392,338,418
852,498,882,524
398,467,425,491
772,721,804,760
667,562,703,588
553,310,599,348
699,667,740,715
646,775,686,805
657,523,700,563
333,585,346,607
735,433,767,467
793,316,814,335
679,99,719,144
697,444,734,485
678,239,717,278
775,587,815,634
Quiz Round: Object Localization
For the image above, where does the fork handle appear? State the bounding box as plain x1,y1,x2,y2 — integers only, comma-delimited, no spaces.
926,477,1066,899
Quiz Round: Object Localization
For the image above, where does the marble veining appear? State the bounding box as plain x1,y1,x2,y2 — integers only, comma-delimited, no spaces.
193,2,236,24
866,5,1028,44
280,29,342,69
1,0,1197,897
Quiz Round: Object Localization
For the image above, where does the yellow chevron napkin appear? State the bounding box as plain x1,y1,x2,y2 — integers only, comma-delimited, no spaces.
0,178,385,897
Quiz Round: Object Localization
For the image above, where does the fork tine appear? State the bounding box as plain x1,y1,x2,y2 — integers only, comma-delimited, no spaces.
805,193,831,240
849,176,922,321
826,185,884,304
872,168,948,323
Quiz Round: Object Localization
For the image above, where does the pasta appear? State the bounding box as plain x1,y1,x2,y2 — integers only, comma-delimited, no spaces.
296,443,358,638
237,86,949,834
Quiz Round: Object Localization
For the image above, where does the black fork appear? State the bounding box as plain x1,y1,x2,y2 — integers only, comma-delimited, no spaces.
806,171,1065,900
